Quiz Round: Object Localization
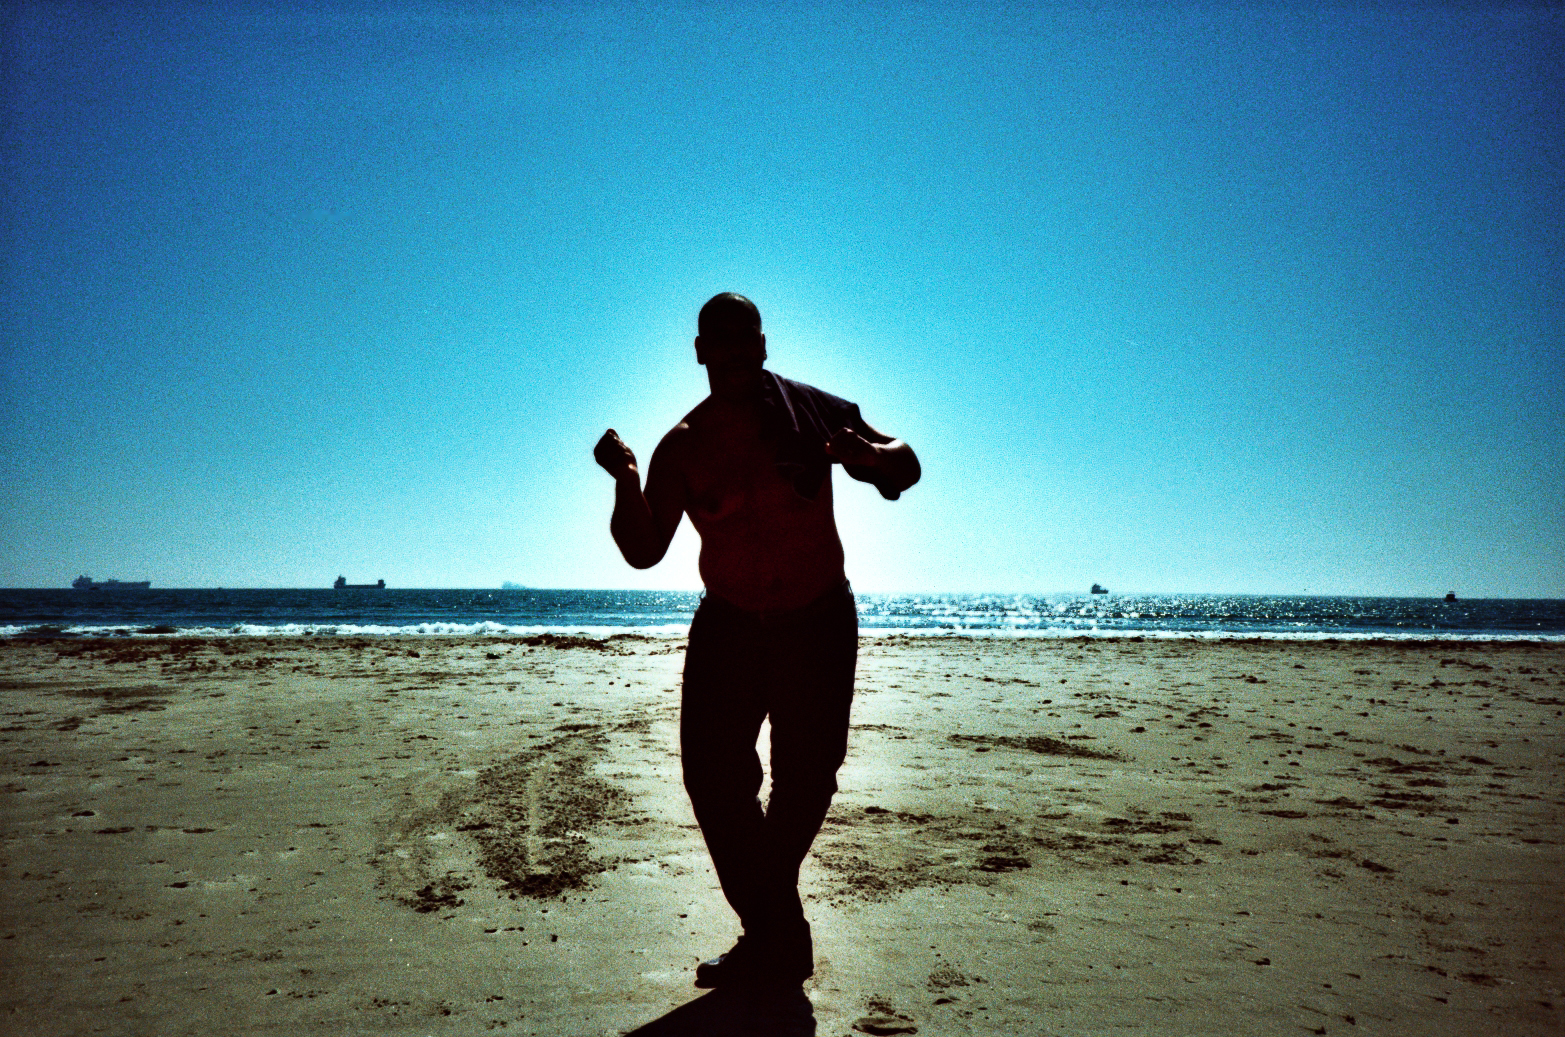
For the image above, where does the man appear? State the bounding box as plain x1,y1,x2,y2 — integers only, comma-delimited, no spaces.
593,292,920,989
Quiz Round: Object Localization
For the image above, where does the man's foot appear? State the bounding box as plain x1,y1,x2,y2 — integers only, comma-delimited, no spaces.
693,936,812,989
693,940,755,989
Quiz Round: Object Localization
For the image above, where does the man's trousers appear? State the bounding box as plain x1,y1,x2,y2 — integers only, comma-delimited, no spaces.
680,581,858,966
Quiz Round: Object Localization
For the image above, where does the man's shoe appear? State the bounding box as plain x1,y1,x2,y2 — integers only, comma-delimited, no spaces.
693,936,812,989
693,939,757,988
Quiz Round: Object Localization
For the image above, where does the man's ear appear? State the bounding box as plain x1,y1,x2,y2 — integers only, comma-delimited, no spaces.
694,335,707,366
759,333,767,364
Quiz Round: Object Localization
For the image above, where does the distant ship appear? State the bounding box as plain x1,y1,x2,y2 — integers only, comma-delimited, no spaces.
1090,583,1109,595
1445,591,1458,602
73,575,151,590
333,576,386,589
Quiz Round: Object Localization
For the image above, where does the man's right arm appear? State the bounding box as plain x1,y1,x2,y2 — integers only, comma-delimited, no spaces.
594,428,685,569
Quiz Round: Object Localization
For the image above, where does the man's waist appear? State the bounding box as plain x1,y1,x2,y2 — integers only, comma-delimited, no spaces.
698,579,854,624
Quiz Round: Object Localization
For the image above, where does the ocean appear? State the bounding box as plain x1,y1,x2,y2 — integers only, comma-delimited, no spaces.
1,588,1561,641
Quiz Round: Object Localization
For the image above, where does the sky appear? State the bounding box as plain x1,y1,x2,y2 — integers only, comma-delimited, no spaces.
2,2,1561,597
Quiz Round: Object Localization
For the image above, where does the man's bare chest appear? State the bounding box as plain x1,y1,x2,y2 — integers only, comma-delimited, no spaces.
683,431,817,526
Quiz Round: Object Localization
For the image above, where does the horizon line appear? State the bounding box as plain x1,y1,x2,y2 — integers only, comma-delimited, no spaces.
4,586,1557,601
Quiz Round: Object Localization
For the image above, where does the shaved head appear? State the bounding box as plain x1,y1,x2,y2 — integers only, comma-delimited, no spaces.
698,292,762,337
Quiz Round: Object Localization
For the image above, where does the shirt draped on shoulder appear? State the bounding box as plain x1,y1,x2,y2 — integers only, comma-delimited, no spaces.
758,370,901,501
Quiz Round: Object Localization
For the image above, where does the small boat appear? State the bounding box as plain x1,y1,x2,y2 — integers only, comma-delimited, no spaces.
72,575,151,590
333,576,386,589
1090,583,1108,595
1444,591,1457,602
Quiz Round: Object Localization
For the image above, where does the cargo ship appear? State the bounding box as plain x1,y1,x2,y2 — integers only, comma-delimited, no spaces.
333,576,386,589
73,575,151,590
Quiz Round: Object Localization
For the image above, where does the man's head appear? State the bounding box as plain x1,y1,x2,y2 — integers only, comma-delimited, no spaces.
695,292,766,400
698,292,762,338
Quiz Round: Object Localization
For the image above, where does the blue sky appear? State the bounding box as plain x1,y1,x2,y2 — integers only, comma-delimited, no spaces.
2,2,1561,596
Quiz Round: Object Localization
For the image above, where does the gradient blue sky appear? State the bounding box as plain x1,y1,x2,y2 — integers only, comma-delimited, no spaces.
3,2,1561,595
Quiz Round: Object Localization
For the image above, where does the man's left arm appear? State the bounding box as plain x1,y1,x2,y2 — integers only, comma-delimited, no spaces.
825,421,921,497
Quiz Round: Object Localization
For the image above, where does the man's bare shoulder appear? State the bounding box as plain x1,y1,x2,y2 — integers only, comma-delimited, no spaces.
656,397,720,450
651,416,697,467
680,395,720,429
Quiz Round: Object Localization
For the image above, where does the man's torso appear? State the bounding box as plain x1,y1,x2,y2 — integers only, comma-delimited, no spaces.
670,395,846,612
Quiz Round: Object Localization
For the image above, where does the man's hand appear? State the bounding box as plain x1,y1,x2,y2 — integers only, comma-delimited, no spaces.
595,429,639,481
825,427,880,467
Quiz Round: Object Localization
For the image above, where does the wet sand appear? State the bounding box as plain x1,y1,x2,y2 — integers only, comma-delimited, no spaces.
1,634,1561,1036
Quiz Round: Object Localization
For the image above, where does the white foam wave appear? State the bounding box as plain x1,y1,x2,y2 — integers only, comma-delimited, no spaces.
856,626,1565,642
0,621,693,640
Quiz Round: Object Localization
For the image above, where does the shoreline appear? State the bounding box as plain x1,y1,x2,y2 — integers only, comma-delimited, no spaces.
2,634,1561,1035
6,627,1565,643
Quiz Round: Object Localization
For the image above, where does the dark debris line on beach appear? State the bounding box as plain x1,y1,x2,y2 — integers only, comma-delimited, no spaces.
947,732,1126,761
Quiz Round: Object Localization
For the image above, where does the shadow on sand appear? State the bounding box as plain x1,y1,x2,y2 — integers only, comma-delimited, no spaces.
623,986,816,1036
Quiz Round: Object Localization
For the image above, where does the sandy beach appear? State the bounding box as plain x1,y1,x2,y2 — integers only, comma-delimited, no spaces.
1,633,1561,1036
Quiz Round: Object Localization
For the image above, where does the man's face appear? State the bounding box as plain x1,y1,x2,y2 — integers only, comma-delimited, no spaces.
696,321,766,398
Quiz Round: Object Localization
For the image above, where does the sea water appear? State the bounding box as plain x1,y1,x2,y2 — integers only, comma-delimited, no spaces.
1,588,1561,640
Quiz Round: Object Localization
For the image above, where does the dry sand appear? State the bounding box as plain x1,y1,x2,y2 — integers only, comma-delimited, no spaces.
1,633,1561,1036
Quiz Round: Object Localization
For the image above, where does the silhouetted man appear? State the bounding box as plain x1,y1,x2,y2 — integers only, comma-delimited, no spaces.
594,293,920,988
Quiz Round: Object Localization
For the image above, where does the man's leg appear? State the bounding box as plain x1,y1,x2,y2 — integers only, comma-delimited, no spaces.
754,584,859,974
680,602,771,939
